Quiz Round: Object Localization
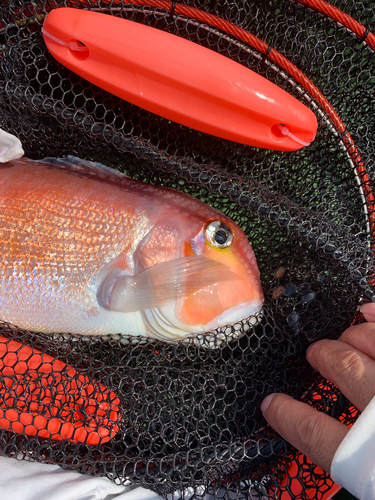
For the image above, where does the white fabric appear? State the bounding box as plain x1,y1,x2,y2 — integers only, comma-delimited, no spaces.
0,128,24,162
0,456,164,500
331,394,375,500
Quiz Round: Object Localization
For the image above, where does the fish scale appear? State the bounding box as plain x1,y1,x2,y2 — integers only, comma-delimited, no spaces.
0,161,150,333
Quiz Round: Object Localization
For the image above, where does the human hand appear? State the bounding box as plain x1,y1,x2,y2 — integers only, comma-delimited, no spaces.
261,303,375,473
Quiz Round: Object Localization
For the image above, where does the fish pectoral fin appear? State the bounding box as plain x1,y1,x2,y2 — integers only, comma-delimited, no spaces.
98,256,239,313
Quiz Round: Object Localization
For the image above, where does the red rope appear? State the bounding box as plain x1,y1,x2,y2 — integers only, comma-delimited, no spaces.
295,0,375,51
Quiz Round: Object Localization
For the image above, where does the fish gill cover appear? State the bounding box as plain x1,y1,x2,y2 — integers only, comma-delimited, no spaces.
0,0,374,499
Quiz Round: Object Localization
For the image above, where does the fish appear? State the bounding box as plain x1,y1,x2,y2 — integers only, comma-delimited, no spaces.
0,154,264,343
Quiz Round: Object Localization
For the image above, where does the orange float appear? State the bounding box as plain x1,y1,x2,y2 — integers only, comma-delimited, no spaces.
42,8,317,151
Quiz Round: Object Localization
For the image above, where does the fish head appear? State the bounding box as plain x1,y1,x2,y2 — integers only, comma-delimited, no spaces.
100,191,264,344
175,215,264,332
132,206,264,343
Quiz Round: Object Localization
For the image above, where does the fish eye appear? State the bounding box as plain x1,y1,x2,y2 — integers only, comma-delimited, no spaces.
205,221,233,249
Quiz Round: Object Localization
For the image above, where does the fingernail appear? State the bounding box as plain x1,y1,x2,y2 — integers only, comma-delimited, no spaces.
360,303,375,323
261,393,276,413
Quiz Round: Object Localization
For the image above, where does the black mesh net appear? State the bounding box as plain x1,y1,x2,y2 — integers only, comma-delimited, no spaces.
0,0,374,498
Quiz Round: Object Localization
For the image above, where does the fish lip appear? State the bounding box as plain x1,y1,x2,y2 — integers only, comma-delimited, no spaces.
203,300,264,330
136,299,264,344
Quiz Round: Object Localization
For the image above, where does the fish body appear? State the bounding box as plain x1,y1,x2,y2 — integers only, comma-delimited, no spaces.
0,156,264,342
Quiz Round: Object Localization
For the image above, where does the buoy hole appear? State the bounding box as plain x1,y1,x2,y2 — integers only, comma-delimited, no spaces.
271,123,290,140
68,40,89,60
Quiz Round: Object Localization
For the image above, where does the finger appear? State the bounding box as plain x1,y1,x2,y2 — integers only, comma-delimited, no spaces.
307,338,375,411
360,302,375,323
261,393,349,473
339,321,375,360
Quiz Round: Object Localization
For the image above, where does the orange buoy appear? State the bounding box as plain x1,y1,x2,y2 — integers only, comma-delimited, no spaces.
42,8,317,151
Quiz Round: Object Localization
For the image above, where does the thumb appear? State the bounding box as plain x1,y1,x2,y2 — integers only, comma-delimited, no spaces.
261,393,349,472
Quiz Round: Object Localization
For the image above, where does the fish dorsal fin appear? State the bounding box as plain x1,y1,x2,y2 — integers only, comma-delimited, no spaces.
41,155,126,180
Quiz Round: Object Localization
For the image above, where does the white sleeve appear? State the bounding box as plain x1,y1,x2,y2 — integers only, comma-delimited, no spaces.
0,456,164,500
331,395,375,500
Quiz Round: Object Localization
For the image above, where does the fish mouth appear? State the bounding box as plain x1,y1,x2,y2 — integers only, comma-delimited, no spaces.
136,299,264,347
202,300,264,331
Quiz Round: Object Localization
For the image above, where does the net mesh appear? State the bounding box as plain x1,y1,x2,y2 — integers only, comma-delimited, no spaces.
0,0,374,498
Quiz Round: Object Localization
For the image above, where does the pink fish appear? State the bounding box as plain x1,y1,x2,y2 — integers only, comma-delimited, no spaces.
0,155,264,343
